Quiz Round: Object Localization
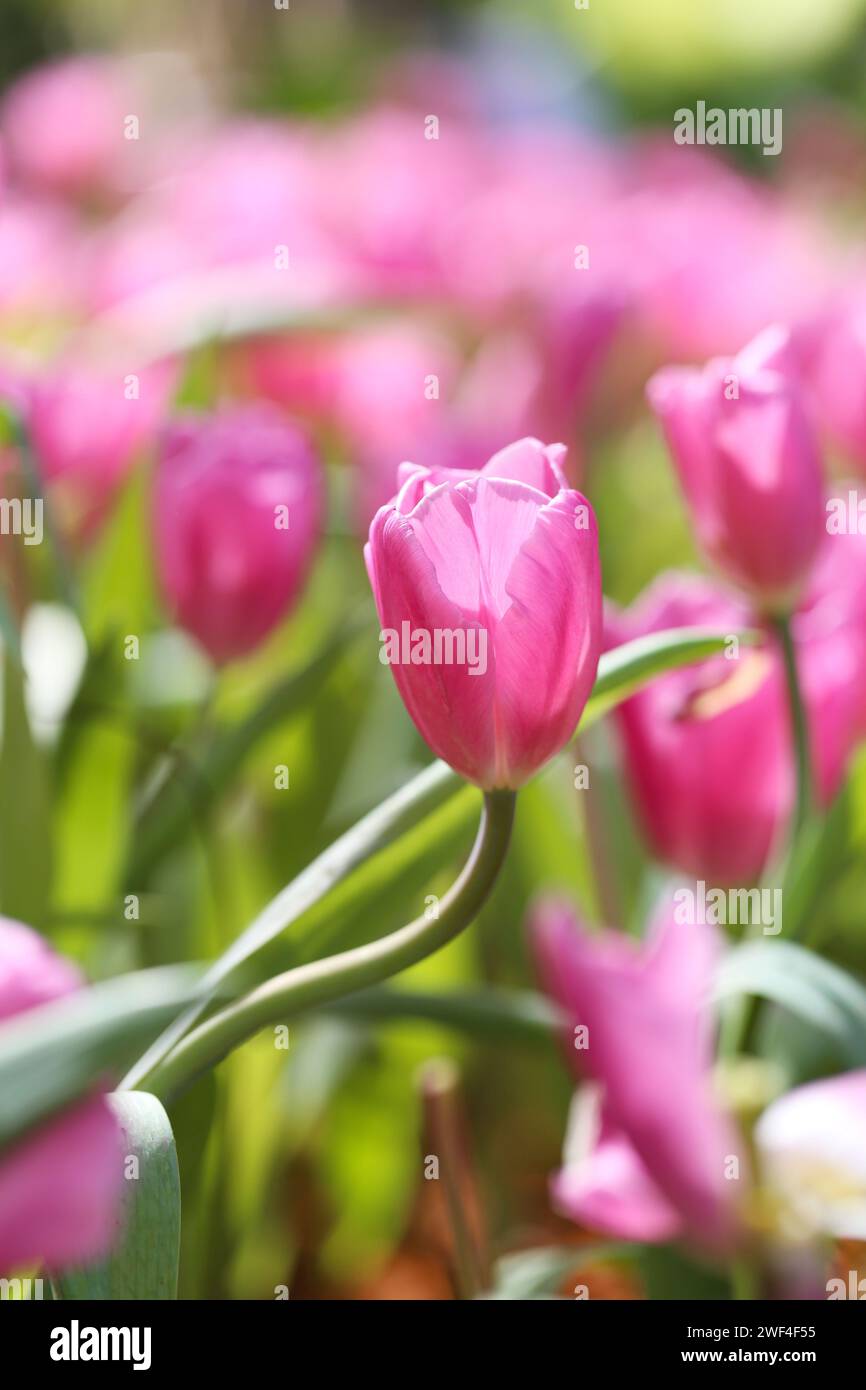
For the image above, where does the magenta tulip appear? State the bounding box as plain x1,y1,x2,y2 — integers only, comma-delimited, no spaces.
154,406,323,664
648,328,824,611
531,899,866,1252
608,568,866,884
531,897,743,1251
23,358,176,537
365,439,601,789
0,57,125,197
0,919,122,1275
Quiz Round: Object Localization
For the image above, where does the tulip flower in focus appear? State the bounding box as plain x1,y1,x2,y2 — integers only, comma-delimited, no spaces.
0,918,122,1276
154,405,323,665
648,328,824,612
365,438,601,789
607,569,866,884
531,898,866,1260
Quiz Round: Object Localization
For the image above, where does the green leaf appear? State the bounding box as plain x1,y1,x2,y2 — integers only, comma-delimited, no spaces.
123,607,370,885
121,759,462,1088
0,966,198,1151
484,1244,636,1300
0,649,52,929
580,626,757,729
54,1091,181,1300
715,939,866,1065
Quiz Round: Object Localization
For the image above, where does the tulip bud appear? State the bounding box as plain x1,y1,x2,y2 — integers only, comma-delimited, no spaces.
0,918,122,1275
648,327,824,611
365,438,601,789
154,406,323,664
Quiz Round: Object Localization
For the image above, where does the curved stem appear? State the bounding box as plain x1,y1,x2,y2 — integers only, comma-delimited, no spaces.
139,790,516,1101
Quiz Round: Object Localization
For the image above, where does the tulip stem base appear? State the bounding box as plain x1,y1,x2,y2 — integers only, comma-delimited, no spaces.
140,789,516,1101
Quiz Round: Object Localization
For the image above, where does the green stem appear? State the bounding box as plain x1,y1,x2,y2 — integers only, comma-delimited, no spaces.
772,612,813,843
720,613,813,1060
138,790,516,1100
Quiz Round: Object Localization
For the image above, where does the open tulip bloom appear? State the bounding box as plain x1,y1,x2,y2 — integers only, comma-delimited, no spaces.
532,899,866,1277
365,438,602,790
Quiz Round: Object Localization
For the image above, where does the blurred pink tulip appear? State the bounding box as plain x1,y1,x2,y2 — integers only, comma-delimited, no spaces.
0,918,122,1275
809,292,866,474
21,358,176,537
365,438,601,789
154,406,323,664
531,897,742,1251
0,57,126,197
608,567,866,884
318,108,480,298
648,328,824,610
627,151,834,359
532,899,866,1252
0,196,84,317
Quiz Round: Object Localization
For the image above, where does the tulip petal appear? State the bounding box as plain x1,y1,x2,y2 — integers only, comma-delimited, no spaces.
0,1095,123,1275
756,1071,866,1239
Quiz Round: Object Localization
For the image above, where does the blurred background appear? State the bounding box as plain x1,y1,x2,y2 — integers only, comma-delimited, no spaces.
3,0,866,1299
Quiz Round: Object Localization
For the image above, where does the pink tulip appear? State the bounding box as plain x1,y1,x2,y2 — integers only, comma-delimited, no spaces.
0,919,122,1275
0,196,83,317
21,358,176,537
0,57,126,197
608,569,866,884
809,291,866,474
365,439,601,789
154,406,323,664
648,328,824,611
532,899,866,1252
531,897,743,1251
317,107,480,298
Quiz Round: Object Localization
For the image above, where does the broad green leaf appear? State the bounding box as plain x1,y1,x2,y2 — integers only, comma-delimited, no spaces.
123,608,370,885
715,939,866,1065
4,408,79,614
121,759,462,1088
55,1091,181,1300
579,626,757,729
0,649,52,929
0,966,197,1150
81,465,157,644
